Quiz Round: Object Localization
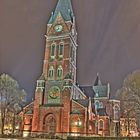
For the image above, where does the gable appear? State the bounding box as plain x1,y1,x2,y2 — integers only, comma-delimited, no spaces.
47,13,71,36
71,100,86,115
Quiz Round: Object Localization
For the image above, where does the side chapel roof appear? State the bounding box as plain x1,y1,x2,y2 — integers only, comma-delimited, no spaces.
79,86,95,98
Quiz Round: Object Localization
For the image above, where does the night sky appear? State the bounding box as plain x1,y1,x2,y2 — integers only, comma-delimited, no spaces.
1,0,140,101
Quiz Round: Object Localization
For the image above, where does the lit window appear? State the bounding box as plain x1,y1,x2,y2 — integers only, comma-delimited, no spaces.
99,102,103,108
95,101,103,109
24,117,26,124
57,66,63,78
95,90,99,97
95,101,100,109
75,118,82,127
59,43,64,56
48,66,54,78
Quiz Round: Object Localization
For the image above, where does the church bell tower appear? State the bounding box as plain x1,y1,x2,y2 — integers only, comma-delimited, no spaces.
43,0,77,82
32,0,78,133
42,0,77,105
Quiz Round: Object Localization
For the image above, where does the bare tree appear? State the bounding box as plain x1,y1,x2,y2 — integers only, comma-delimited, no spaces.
116,70,140,134
0,73,26,134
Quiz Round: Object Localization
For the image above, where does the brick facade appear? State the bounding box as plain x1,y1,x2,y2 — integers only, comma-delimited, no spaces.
20,0,120,137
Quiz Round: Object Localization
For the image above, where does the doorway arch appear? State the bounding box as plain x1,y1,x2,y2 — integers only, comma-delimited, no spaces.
43,113,56,133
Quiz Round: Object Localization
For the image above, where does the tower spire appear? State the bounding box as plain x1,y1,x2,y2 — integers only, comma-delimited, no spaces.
48,0,74,24
94,73,102,86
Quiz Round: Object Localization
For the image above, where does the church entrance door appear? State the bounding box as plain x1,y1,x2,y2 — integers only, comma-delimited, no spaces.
44,114,56,134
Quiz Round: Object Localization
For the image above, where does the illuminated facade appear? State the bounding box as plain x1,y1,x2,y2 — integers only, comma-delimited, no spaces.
20,0,120,137
120,118,139,137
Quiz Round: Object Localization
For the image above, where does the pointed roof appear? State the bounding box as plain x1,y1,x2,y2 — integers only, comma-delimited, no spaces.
93,73,110,98
94,73,102,86
76,99,89,108
64,73,72,79
48,0,74,24
80,86,95,98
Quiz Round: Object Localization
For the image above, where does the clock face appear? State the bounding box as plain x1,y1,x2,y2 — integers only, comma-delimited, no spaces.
49,86,60,99
55,25,63,32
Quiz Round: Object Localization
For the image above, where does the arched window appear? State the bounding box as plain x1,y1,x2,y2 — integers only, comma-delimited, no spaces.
114,105,119,121
50,43,56,58
59,42,64,56
95,101,103,109
99,120,104,130
95,101,100,109
95,92,99,97
48,66,54,78
57,66,63,78
99,102,103,108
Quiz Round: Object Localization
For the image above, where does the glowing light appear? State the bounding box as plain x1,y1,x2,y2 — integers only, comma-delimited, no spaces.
75,120,82,126
79,121,82,126
16,125,19,129
23,131,30,137
75,122,78,125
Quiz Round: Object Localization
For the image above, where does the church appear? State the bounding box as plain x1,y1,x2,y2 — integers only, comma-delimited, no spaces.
20,0,120,137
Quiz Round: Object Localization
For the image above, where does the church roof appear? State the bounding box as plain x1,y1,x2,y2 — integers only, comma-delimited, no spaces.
93,85,108,98
80,85,109,99
76,99,89,107
79,86,95,98
48,0,74,24
93,73,109,98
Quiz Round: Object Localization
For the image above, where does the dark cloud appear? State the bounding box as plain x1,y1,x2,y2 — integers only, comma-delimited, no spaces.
1,0,140,100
